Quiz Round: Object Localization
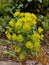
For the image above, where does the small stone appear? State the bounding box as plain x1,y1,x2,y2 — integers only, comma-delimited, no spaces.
0,61,22,65
26,60,37,65
8,60,12,61
37,63,43,65
46,63,49,65
47,52,49,55
4,46,7,49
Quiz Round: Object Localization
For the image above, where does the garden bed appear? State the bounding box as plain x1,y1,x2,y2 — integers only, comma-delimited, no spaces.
0,39,49,65
0,12,49,65
0,0,49,65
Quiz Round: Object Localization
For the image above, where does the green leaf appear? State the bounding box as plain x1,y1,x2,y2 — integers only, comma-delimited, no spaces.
9,52,16,58
27,0,32,2
38,15,44,21
38,0,42,3
3,50,9,55
18,4,23,8
19,51,26,60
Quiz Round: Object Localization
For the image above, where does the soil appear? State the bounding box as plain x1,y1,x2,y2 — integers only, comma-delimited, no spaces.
0,38,49,65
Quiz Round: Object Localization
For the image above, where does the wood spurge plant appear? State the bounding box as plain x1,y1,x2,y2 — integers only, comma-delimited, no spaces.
2,12,44,60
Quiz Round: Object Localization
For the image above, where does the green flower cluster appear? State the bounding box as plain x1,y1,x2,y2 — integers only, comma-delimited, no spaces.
5,12,44,60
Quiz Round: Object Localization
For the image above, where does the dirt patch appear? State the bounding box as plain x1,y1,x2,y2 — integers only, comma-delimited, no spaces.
0,39,49,65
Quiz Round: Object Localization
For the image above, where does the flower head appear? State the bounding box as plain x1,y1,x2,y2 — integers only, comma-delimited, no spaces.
14,46,21,53
19,52,26,60
34,41,40,52
23,23,30,31
26,41,33,49
9,19,14,27
25,12,31,18
17,34,24,43
6,33,11,40
32,13,37,20
13,12,20,17
12,34,17,41
38,27,43,33
40,34,44,40
32,32,41,39
20,12,25,17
